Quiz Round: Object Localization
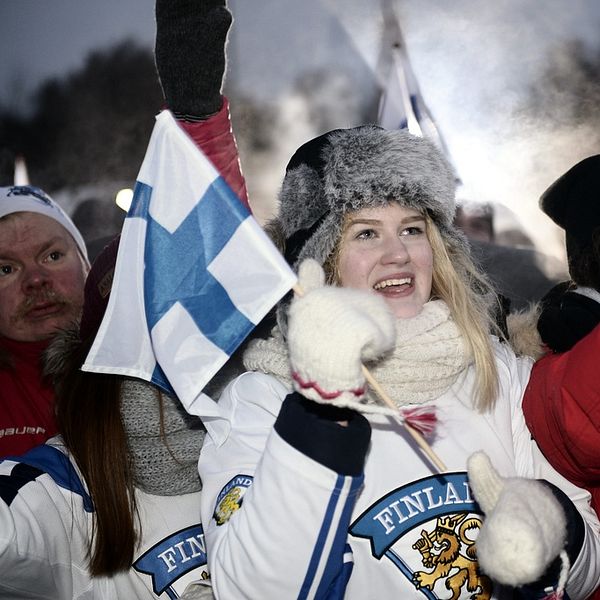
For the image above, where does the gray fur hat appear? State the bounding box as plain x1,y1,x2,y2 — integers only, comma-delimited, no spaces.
273,125,459,270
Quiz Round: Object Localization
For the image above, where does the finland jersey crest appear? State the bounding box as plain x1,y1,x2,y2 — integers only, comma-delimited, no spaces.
213,474,254,526
350,472,492,599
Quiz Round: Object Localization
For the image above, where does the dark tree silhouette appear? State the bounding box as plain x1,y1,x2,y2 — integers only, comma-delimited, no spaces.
0,40,164,191
519,39,600,135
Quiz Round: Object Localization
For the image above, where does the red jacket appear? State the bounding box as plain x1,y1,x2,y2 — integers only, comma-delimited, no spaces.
523,322,600,515
177,97,249,212
0,338,56,458
524,323,600,600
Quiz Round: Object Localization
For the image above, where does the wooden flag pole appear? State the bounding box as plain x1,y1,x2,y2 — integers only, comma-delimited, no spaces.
361,366,447,472
292,283,447,473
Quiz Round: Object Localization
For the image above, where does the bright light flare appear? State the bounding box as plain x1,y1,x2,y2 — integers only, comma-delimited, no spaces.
115,188,133,212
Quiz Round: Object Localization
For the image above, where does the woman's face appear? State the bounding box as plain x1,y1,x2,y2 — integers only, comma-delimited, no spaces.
337,203,433,318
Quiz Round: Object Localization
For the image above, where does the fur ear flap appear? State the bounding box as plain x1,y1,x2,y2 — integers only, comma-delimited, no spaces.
42,323,82,384
506,303,545,360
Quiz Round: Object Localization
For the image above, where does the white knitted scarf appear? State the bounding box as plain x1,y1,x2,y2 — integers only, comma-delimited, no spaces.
244,299,472,412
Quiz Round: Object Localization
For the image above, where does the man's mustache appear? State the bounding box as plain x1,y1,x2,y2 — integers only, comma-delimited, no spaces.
11,289,70,323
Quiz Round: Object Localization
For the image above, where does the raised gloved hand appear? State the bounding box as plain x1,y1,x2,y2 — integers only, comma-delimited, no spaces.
467,451,567,586
287,259,396,406
155,0,231,119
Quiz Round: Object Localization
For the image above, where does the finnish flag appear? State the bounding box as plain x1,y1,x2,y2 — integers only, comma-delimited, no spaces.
82,110,296,418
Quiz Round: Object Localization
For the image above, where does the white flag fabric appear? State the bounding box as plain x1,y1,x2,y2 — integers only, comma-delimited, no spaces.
376,0,454,166
377,33,458,181
378,42,444,148
82,110,297,419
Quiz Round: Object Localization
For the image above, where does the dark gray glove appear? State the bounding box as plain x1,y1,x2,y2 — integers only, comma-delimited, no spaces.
155,0,232,119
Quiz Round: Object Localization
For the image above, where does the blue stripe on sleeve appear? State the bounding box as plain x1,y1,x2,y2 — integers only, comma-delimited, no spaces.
298,474,362,600
1,445,93,512
314,476,362,599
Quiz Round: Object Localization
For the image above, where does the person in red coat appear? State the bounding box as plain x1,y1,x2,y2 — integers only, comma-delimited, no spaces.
524,322,600,513
522,155,600,546
0,186,89,457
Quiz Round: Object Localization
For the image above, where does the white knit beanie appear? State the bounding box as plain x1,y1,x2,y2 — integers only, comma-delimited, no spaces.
0,185,89,264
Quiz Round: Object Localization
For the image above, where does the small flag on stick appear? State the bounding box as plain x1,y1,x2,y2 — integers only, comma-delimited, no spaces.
83,110,296,418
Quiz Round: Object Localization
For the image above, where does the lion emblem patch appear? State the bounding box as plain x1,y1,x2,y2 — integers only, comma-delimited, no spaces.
412,513,491,599
350,472,493,599
213,474,253,526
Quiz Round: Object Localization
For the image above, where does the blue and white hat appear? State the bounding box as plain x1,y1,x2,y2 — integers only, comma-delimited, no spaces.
0,185,89,264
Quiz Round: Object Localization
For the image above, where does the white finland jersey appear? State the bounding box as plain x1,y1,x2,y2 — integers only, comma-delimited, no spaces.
0,439,211,599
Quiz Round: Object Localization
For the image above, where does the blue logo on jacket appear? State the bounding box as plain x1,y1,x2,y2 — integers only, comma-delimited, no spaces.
350,472,490,599
350,472,479,558
134,524,208,599
213,473,253,526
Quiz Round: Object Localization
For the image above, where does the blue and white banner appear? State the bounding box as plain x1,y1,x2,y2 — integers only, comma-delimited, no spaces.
83,110,296,418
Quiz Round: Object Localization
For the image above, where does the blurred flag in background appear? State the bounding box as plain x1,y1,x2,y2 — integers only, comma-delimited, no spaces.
377,0,454,168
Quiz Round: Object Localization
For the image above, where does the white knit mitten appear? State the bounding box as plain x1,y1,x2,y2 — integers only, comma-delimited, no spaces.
288,259,396,405
467,451,567,586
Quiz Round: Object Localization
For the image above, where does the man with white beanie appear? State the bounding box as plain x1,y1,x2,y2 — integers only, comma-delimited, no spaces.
0,185,89,457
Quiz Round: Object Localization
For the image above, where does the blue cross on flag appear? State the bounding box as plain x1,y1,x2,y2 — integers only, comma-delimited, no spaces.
82,110,296,418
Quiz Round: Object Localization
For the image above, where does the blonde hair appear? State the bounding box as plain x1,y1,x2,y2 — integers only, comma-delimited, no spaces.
425,214,499,411
325,209,500,412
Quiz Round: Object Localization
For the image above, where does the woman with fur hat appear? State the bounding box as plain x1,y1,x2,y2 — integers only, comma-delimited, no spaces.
198,128,600,599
